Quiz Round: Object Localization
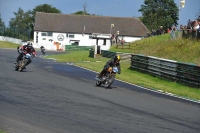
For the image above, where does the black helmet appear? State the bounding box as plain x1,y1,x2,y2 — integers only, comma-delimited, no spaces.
27,42,32,47
114,55,121,62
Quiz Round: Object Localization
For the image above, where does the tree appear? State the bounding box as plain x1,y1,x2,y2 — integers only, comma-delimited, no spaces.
8,4,61,40
72,11,90,15
9,8,32,29
138,0,179,31
196,9,200,20
32,4,61,19
7,8,32,39
72,3,90,15
0,14,4,27
0,14,5,35
31,4,61,26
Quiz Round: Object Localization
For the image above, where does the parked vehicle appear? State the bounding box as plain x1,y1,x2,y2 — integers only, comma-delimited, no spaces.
95,66,118,88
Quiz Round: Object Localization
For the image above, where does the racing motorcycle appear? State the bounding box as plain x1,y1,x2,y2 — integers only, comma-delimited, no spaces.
14,53,33,72
40,46,45,55
95,66,118,88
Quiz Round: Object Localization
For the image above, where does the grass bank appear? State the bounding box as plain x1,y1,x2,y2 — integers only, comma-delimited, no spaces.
110,34,200,64
0,41,20,48
0,130,5,133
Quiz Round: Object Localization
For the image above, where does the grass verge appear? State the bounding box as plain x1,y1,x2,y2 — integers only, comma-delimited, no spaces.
0,130,5,133
0,41,20,48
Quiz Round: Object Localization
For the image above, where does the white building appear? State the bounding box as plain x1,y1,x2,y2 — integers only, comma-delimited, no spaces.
34,12,149,51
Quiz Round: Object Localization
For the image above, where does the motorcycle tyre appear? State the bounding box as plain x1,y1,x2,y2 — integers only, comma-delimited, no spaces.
104,75,115,89
96,80,102,86
14,62,19,71
15,67,19,71
19,60,27,72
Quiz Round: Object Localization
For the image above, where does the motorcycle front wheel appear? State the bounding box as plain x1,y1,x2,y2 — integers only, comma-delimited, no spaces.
96,80,102,86
19,59,27,72
104,75,115,89
15,66,19,71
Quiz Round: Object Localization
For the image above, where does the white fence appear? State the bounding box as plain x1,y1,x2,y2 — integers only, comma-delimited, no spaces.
0,36,23,45
0,36,41,49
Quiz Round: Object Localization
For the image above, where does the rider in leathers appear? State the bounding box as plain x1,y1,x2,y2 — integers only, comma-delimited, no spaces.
96,55,121,78
15,42,36,67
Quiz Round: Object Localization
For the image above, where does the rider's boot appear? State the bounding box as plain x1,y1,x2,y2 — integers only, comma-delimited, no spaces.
96,69,106,78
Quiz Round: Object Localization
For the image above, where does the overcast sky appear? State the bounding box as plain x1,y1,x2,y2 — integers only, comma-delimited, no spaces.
0,0,199,27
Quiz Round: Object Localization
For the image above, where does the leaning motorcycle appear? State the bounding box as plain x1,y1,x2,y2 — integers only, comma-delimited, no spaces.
95,66,118,88
14,53,32,72
40,46,45,55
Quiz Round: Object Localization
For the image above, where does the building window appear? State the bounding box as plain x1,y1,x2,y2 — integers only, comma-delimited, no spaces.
42,38,46,40
72,42,79,45
69,34,74,38
41,32,52,36
66,33,68,37
89,35,92,39
41,33,46,36
47,32,53,36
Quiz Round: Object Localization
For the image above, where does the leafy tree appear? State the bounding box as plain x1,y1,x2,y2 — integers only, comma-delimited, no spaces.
196,9,200,20
0,15,5,35
9,8,32,29
138,0,179,31
72,11,90,15
8,4,61,39
72,3,90,15
8,8,32,39
0,16,4,27
32,4,61,20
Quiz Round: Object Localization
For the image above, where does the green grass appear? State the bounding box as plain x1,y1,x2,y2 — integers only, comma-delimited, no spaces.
1,38,200,101
110,34,200,64
0,130,5,133
0,41,20,48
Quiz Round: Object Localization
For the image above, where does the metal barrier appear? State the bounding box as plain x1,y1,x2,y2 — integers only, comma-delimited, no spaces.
88,50,200,88
101,50,116,58
89,50,131,60
182,29,200,39
89,49,94,58
176,62,200,88
130,54,200,88
65,45,92,51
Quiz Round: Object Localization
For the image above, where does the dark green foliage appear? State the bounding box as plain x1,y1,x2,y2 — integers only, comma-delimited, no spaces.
0,16,4,27
9,8,32,30
7,4,61,40
138,0,179,31
72,11,90,15
33,4,61,13
196,9,200,20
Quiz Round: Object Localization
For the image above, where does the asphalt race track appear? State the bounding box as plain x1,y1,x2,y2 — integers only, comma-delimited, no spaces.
0,48,200,133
